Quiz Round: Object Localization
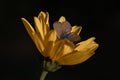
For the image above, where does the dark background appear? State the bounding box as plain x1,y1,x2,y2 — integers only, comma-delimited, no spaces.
0,0,120,80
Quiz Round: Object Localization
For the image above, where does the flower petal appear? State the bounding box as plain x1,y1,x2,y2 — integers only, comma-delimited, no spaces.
44,12,50,34
58,16,66,23
55,39,75,60
49,40,64,61
62,40,75,55
57,43,99,65
44,30,57,57
75,37,96,51
38,11,50,37
34,17,45,41
34,34,46,57
71,26,82,35
45,30,57,42
21,18,46,57
50,39,75,61
38,11,46,20
21,18,35,42
43,41,54,57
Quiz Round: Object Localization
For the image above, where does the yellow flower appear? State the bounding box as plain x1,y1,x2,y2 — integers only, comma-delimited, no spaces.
21,11,99,66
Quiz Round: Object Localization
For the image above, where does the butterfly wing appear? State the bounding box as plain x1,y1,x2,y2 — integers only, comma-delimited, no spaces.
62,21,72,33
53,22,63,38
53,21,72,38
66,32,81,42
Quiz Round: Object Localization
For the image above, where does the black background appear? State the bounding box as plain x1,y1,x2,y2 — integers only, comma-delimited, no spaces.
0,0,120,80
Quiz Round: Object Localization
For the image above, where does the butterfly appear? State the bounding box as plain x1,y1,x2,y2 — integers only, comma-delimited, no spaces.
53,21,80,43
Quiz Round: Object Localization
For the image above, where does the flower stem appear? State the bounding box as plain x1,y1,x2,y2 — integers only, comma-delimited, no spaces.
40,70,48,80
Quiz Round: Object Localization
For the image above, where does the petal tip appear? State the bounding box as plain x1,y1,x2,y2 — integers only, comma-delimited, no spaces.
59,16,66,23
21,18,26,22
90,37,96,41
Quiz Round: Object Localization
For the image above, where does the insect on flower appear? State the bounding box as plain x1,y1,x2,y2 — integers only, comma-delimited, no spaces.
53,20,81,43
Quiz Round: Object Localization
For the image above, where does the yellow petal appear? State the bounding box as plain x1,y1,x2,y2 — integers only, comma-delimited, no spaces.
75,37,96,51
38,11,50,37
21,18,35,42
71,26,82,35
55,39,75,60
57,43,99,65
45,30,57,42
21,18,46,57
58,16,66,23
44,12,49,26
43,41,54,57
44,12,50,34
50,39,75,61
38,11,49,25
49,40,64,61
44,30,57,57
38,11,46,20
34,17,44,41
62,40,75,55
34,17,47,52
33,34,47,57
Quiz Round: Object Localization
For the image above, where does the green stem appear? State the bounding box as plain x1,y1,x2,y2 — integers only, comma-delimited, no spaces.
40,70,48,80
